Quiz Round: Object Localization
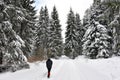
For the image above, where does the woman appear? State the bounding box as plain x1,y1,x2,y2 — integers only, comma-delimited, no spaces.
46,58,53,78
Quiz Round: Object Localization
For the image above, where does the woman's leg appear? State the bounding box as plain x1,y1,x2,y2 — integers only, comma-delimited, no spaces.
47,68,51,78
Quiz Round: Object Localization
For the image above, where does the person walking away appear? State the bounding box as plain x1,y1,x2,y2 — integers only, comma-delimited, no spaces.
46,58,53,78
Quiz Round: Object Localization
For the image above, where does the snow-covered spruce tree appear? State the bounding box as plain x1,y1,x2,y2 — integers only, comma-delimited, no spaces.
48,6,63,58
48,19,55,58
109,16,120,55
82,0,115,59
82,16,112,59
3,0,36,58
104,1,120,55
36,7,44,49
97,0,120,55
21,0,36,20
64,9,78,59
0,1,29,72
36,6,49,59
75,13,84,55
4,0,23,35
83,0,101,31
20,0,37,57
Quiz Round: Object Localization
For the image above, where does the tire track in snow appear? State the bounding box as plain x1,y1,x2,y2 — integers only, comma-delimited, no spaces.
74,61,112,80
49,60,85,80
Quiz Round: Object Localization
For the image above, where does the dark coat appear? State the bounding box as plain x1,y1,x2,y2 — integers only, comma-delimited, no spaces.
46,59,53,72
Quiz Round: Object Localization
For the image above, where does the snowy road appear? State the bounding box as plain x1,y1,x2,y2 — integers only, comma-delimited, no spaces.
43,59,111,80
1,56,120,80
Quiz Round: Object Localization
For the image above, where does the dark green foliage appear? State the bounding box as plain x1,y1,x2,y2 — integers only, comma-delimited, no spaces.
20,0,37,57
49,6,63,58
64,9,78,59
3,0,37,58
75,13,84,55
82,20,112,58
82,0,115,58
0,0,36,72
102,0,120,55
36,6,50,59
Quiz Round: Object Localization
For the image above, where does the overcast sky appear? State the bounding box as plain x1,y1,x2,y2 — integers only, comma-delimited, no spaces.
34,0,93,41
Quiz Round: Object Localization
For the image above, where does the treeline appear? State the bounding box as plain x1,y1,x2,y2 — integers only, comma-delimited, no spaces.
31,0,120,59
1,0,120,72
34,7,83,59
34,6,63,60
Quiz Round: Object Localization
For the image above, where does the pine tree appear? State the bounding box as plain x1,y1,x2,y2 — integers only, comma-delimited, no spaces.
48,6,63,58
21,0,36,20
82,21,112,59
36,7,44,48
95,0,120,55
82,4,112,58
36,6,49,59
83,1,101,31
20,0,37,57
3,0,37,58
0,1,29,72
48,19,55,58
64,9,78,59
75,13,84,55
104,1,120,55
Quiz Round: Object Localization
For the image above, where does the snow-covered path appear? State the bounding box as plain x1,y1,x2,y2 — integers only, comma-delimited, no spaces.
45,59,110,80
0,56,120,80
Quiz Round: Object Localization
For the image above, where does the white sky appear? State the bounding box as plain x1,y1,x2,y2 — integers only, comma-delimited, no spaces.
34,0,93,42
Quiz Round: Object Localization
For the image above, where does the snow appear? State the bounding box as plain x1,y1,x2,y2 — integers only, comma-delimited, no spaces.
16,35,25,47
0,56,120,80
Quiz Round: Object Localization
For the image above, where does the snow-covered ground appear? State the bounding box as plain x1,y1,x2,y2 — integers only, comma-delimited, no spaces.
0,56,120,80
